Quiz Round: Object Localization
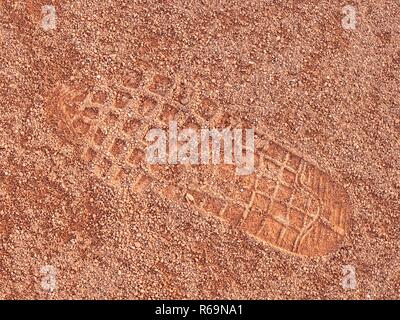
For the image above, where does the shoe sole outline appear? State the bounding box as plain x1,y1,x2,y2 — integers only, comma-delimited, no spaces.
45,65,351,257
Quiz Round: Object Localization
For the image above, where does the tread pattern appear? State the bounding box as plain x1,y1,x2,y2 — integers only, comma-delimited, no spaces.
45,66,350,257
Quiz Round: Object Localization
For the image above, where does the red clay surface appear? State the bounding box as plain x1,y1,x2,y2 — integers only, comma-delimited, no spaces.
0,0,399,299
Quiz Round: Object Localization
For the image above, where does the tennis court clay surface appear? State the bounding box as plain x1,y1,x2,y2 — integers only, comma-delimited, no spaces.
0,0,399,299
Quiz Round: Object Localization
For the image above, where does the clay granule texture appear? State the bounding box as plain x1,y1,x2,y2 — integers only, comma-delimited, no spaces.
0,0,399,299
